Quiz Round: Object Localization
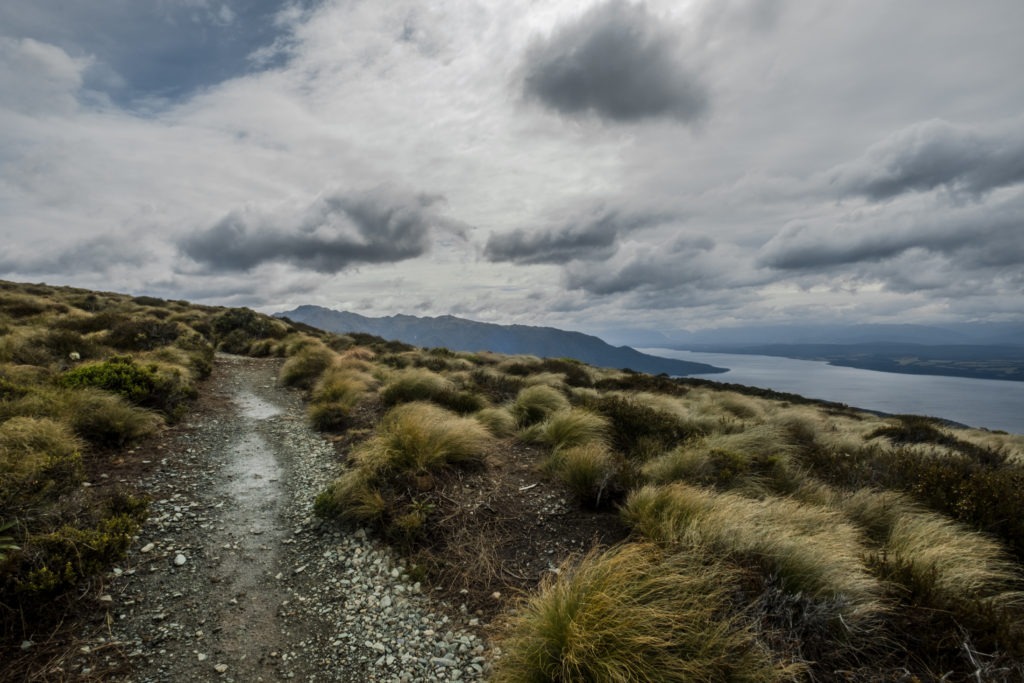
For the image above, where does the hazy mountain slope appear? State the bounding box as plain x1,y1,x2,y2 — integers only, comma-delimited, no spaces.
276,306,727,377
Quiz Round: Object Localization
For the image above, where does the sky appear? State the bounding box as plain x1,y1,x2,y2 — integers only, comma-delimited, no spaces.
1,0,1022,340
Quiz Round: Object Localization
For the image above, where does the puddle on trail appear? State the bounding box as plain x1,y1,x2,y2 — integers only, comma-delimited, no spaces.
234,390,282,420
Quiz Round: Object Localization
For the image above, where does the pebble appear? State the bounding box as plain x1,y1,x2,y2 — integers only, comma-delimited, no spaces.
173,554,187,566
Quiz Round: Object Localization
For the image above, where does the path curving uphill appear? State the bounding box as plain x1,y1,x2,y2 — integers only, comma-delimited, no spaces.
70,354,491,682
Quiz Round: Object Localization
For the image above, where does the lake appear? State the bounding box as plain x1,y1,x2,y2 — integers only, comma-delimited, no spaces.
641,348,1024,434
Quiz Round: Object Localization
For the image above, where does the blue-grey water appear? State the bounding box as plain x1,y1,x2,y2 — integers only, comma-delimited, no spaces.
641,348,1024,434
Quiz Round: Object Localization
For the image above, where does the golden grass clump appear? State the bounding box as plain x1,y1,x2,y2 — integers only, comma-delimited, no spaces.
0,417,83,502
544,442,619,507
622,483,883,618
352,402,492,476
380,367,454,404
307,364,375,431
279,342,335,389
533,408,609,451
473,406,518,438
511,384,570,426
493,543,788,683
642,425,805,493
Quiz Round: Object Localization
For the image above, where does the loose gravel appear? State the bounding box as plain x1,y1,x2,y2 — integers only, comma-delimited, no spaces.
71,355,492,682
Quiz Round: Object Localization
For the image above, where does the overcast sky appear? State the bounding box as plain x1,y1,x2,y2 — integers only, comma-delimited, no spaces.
2,0,1022,339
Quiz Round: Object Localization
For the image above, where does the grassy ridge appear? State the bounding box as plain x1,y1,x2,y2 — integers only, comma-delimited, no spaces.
4,279,1024,681
0,280,336,650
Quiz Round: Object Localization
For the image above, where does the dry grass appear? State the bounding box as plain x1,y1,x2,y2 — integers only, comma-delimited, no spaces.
511,384,570,426
279,342,335,388
473,406,518,437
532,408,609,452
493,543,789,683
352,402,493,476
622,483,884,620
543,442,619,508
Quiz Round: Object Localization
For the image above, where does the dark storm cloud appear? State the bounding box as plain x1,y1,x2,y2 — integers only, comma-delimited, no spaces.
484,209,661,264
564,236,719,295
0,0,308,104
520,0,709,123
830,119,1024,200
0,235,152,275
759,194,1024,271
179,188,456,273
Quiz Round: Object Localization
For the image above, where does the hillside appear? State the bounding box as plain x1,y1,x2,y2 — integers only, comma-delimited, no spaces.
3,279,1024,681
275,305,727,378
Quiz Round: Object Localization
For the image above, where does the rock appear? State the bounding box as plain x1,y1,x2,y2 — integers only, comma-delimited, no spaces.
174,554,187,566
214,663,228,673
140,543,155,553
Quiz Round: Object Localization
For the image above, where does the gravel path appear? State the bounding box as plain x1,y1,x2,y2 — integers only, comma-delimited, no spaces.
72,355,492,682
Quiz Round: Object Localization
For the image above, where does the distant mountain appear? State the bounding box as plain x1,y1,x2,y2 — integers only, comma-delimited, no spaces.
275,306,727,377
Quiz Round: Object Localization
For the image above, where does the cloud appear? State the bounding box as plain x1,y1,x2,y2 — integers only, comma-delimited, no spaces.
564,236,724,295
829,119,1024,200
483,208,664,264
0,37,88,114
0,0,297,106
759,192,1024,271
178,187,465,273
520,0,709,123
0,233,154,275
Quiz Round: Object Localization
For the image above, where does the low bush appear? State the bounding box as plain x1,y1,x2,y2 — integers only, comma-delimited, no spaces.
63,389,164,448
587,394,691,458
105,318,181,351
61,355,196,419
493,543,786,683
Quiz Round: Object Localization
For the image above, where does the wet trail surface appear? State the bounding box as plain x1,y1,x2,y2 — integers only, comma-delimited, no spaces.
70,355,490,682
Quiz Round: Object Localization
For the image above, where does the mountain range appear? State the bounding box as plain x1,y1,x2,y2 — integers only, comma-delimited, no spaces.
275,306,727,377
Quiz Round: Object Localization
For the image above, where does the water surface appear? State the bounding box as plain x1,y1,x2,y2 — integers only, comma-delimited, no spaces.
642,348,1024,434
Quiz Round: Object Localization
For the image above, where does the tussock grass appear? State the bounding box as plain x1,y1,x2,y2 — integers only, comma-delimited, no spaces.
511,384,569,426
623,484,883,619
307,363,376,430
352,402,492,477
543,442,619,507
532,408,609,451
642,425,805,493
493,543,788,683
379,367,484,413
279,342,335,389
473,406,517,437
0,417,83,504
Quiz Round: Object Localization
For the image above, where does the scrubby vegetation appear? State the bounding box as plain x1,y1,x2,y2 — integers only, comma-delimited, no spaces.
306,327,1024,681
0,279,336,659
5,278,1024,681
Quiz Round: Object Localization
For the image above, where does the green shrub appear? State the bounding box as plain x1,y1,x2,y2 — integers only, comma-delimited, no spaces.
15,514,141,596
588,395,691,458
493,543,786,683
511,385,570,426
61,355,195,419
104,318,181,351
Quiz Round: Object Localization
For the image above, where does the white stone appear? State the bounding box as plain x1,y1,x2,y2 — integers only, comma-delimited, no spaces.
174,554,187,566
